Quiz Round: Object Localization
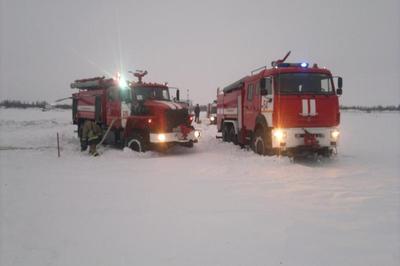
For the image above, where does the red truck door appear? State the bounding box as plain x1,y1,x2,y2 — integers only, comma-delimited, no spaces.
243,82,260,131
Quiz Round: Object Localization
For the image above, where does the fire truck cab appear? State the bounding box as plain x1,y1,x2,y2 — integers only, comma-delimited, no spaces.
217,52,343,157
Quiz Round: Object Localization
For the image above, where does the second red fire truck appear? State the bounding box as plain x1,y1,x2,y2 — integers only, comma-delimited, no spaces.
207,100,218,124
71,71,200,152
217,52,343,157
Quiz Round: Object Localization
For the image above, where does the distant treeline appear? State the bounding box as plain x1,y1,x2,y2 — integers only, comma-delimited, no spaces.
0,100,71,109
1,100,399,112
340,105,400,112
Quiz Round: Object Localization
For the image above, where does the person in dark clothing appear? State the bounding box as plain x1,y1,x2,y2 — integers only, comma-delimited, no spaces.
81,120,102,156
194,104,200,123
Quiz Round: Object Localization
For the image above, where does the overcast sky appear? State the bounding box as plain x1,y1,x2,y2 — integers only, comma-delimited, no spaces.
1,0,399,105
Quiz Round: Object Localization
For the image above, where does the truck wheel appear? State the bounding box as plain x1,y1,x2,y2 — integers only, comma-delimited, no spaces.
229,126,238,145
126,133,147,152
253,128,266,155
222,124,230,142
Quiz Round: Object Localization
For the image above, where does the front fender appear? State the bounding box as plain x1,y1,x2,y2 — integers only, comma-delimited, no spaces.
124,116,151,139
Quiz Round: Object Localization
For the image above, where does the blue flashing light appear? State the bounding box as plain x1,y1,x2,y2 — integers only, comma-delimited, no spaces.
300,62,308,68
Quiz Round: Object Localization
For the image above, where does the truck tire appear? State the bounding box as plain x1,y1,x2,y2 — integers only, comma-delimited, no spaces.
229,126,238,145
222,123,230,142
126,133,147,152
253,128,266,155
253,127,274,156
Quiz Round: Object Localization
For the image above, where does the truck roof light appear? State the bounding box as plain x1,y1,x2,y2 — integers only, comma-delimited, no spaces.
116,72,128,88
119,79,128,88
118,78,128,88
300,62,308,68
275,62,309,68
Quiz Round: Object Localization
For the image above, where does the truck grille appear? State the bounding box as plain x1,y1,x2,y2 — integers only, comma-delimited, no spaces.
295,133,325,138
165,109,189,131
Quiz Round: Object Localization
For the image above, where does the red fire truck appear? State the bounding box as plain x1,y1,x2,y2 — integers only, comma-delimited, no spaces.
207,100,217,124
217,52,343,157
71,71,200,152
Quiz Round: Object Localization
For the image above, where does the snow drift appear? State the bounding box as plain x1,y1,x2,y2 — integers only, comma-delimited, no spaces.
0,108,399,266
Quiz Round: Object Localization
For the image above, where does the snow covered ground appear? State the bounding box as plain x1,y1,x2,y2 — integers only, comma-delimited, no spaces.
0,108,399,266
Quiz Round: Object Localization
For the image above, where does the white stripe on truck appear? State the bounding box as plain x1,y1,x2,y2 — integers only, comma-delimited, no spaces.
223,107,238,115
77,105,95,112
301,99,308,116
309,99,317,115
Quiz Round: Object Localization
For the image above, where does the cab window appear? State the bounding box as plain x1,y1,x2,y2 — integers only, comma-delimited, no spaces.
265,77,272,95
276,73,334,94
247,84,254,101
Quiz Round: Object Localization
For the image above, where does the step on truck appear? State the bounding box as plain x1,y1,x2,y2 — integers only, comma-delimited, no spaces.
71,71,200,152
217,52,343,157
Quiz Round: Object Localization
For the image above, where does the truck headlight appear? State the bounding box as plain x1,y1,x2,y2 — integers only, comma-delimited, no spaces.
210,116,215,121
194,130,201,138
158,133,166,142
331,130,340,140
273,129,287,142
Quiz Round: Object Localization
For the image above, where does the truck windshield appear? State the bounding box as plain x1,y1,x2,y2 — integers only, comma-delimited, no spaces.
133,87,170,101
276,73,334,95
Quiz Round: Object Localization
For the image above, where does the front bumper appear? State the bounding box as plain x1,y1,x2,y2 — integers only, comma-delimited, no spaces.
150,130,199,143
271,127,339,149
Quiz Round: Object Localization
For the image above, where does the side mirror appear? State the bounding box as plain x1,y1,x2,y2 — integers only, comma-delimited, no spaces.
336,77,343,95
176,89,180,101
